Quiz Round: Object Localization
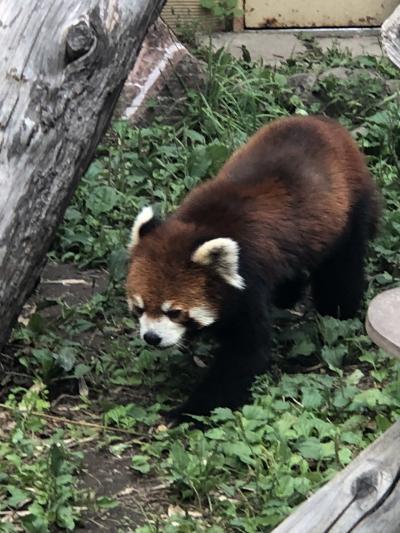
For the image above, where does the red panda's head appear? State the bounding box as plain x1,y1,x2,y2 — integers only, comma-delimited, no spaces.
126,207,245,348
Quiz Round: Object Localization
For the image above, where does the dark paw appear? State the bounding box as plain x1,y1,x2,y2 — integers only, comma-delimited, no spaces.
163,405,186,426
163,405,206,429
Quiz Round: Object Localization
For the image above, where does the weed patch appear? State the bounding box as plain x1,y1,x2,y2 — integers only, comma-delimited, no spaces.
1,40,400,531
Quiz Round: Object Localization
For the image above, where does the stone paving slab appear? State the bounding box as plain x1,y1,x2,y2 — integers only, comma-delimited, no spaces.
199,29,383,64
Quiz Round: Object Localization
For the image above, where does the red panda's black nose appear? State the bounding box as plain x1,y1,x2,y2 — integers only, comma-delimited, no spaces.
143,331,161,346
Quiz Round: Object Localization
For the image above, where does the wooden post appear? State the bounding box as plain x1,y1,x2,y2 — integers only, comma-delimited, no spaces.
382,5,400,69
273,421,400,533
233,0,245,32
0,0,165,350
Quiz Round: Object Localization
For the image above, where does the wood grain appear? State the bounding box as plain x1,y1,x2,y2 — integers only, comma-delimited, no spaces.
382,4,400,69
273,420,400,532
0,0,165,350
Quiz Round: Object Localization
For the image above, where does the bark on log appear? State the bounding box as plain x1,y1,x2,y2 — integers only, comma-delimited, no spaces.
381,5,400,69
0,0,165,350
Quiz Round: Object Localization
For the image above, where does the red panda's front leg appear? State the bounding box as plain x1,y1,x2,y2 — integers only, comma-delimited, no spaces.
167,291,272,423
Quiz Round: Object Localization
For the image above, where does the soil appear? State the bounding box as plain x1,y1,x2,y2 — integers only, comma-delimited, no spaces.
2,262,165,532
71,450,165,532
22,262,108,320
0,262,108,399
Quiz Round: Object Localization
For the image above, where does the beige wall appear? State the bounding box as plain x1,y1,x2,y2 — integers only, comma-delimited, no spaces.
245,0,399,29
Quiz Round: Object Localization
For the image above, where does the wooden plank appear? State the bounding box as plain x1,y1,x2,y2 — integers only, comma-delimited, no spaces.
0,0,165,351
356,483,400,532
233,0,245,32
366,288,400,359
273,420,400,532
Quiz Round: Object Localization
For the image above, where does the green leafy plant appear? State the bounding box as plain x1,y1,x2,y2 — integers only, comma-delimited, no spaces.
0,385,82,532
3,41,400,532
200,0,242,19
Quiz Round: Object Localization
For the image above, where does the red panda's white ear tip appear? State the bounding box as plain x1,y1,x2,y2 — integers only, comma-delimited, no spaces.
192,238,246,290
128,206,155,252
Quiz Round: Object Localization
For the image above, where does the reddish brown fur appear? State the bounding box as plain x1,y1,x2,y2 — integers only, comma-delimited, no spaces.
126,115,380,316
127,222,221,317
126,115,380,421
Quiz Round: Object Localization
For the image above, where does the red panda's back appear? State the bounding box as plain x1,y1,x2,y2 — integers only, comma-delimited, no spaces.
216,116,371,197
176,116,379,274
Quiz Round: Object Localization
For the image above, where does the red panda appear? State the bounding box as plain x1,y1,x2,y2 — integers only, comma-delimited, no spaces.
126,115,380,422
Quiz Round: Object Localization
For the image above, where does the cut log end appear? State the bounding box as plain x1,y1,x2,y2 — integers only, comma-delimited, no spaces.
365,288,400,359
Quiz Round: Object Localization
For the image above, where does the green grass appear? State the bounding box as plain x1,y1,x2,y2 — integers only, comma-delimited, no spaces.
1,39,400,532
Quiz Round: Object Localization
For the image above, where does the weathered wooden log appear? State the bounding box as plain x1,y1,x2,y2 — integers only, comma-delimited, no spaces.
366,288,400,359
382,5,400,69
273,420,400,533
0,0,165,350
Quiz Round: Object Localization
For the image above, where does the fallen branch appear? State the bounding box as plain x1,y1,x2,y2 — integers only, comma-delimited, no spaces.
0,402,147,441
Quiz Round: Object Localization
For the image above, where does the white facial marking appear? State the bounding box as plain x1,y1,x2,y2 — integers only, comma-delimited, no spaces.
161,301,172,313
192,237,246,290
127,294,143,311
128,206,154,252
134,295,144,307
139,313,185,348
189,306,217,327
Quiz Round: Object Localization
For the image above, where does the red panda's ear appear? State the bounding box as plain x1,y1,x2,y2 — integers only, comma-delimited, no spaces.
191,238,246,290
128,207,159,252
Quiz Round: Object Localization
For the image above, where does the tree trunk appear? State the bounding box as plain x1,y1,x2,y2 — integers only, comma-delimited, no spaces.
0,0,165,350
381,5,400,69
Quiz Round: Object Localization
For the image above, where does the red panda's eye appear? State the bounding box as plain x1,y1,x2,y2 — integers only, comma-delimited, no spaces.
165,309,183,320
133,305,144,316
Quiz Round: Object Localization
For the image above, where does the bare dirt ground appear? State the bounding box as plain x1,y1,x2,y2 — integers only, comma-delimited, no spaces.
1,262,167,532
73,450,164,532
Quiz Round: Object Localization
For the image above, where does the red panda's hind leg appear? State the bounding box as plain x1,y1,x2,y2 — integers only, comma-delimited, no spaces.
311,193,375,320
